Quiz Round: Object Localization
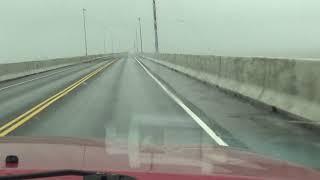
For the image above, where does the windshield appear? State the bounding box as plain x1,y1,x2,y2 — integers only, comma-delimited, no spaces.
0,0,320,179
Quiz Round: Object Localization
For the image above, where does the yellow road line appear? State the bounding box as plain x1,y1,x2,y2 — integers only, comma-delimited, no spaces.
0,64,105,132
0,62,108,132
0,60,116,137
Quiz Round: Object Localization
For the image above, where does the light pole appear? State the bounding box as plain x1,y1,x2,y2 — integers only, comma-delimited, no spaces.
138,17,143,53
103,35,106,54
152,0,159,53
104,29,114,54
111,38,114,53
82,8,88,56
110,31,114,54
135,28,139,52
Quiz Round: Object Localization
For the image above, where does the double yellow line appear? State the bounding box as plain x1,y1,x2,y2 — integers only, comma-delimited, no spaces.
0,60,116,137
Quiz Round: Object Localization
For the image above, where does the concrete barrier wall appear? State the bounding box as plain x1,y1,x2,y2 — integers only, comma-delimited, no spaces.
218,57,267,100
142,53,320,123
0,53,120,82
261,59,320,123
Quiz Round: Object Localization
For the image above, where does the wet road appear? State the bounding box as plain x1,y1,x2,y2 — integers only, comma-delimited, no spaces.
8,57,211,144
139,56,320,169
0,56,319,169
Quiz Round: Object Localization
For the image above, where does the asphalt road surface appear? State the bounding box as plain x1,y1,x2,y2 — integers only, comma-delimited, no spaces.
0,56,319,169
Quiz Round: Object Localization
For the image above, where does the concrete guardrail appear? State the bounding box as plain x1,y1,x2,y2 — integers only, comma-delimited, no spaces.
142,53,320,123
0,53,125,82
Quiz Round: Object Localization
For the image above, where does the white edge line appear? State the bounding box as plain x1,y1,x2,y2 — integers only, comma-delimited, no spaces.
0,58,105,92
0,67,75,91
135,57,228,147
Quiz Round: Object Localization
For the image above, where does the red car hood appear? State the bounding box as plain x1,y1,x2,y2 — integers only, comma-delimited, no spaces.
0,136,319,180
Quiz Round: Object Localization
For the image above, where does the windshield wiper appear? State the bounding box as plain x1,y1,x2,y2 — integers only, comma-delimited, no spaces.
0,169,136,180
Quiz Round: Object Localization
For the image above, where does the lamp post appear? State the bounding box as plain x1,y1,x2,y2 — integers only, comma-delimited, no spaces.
82,8,88,56
152,0,159,53
138,17,143,53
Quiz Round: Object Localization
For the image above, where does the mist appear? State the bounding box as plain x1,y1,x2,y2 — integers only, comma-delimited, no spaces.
1,0,320,63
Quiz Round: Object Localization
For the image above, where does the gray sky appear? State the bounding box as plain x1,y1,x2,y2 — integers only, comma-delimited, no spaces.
1,0,320,62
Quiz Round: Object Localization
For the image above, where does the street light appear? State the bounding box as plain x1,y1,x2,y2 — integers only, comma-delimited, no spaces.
135,28,139,52
104,29,114,54
138,17,143,53
82,8,88,56
152,0,159,53
103,35,106,54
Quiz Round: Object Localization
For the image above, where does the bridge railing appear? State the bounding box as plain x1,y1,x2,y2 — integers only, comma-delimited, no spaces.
142,53,320,124
0,53,125,82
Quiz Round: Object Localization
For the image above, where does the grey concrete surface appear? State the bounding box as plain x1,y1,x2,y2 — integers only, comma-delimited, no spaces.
143,53,320,124
0,55,319,170
139,56,320,169
0,60,108,127
9,58,215,147
0,53,118,83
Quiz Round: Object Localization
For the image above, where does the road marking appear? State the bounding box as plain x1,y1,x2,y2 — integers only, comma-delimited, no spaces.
0,63,106,133
0,60,116,137
135,57,228,146
0,61,102,92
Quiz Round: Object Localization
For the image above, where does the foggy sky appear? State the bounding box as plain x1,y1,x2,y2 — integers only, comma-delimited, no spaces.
1,0,320,62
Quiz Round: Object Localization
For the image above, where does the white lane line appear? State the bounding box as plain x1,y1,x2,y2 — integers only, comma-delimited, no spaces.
0,62,96,92
135,57,228,146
